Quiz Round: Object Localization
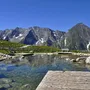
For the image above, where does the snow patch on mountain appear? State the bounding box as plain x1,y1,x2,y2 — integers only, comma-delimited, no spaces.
87,41,90,51
53,32,57,36
36,38,45,45
3,36,6,40
64,38,67,46
15,34,23,39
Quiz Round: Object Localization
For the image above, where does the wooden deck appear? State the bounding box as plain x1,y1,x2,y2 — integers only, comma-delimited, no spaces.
36,71,90,90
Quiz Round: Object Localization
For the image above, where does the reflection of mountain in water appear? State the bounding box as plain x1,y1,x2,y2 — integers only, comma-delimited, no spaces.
25,55,65,67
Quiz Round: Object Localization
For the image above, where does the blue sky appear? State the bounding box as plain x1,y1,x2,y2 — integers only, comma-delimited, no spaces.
0,0,90,31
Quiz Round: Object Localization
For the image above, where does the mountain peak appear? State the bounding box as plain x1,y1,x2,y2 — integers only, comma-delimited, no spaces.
70,23,90,31
32,26,40,29
75,23,89,27
15,27,22,30
76,23,84,25
74,23,88,27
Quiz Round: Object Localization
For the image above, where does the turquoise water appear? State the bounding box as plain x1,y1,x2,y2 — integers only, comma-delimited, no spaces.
0,55,90,90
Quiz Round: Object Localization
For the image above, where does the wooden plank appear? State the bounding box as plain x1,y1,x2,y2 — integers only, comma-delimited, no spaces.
36,71,90,90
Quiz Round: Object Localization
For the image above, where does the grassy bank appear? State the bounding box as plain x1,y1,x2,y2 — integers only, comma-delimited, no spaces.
0,40,60,54
16,46,60,53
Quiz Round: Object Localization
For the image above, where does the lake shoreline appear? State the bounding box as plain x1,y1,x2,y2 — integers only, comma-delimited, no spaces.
0,52,90,62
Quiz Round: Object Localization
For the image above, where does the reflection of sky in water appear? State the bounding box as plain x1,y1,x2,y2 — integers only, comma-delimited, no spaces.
0,74,6,78
0,64,16,71
0,55,90,90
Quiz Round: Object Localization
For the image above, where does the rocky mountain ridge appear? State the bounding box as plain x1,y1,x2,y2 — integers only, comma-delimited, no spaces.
0,23,90,50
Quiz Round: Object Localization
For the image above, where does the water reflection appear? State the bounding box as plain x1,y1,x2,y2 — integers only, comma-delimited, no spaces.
0,54,90,90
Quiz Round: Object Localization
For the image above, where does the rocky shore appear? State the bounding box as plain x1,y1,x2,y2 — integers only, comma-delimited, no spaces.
1,52,90,65
69,53,90,64
72,52,90,56
0,53,12,61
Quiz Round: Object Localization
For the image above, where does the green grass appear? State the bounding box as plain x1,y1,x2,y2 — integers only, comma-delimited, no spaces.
0,40,24,48
0,40,24,54
71,50,81,53
0,40,60,54
16,46,60,53
0,49,10,54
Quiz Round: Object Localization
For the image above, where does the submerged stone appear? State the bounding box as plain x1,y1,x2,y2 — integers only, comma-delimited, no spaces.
20,84,31,90
0,78,13,84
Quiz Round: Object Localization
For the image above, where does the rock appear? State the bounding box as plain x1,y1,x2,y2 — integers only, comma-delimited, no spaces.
71,59,76,62
76,58,80,62
85,57,90,64
11,56,24,63
66,58,70,61
11,58,20,63
21,84,31,90
76,57,86,62
71,57,86,63
0,53,11,61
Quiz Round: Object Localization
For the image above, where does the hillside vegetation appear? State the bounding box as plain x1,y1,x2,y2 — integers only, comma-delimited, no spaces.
0,40,60,54
0,40,24,54
17,46,60,53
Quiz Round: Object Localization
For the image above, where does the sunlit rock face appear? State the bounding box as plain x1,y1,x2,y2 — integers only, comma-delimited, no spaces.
0,27,30,43
24,26,65,46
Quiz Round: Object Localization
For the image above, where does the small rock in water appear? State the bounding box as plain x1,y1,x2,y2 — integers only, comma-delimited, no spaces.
21,84,31,90
75,57,86,63
71,59,76,62
66,58,70,61
11,58,20,63
85,57,90,64
76,58,80,62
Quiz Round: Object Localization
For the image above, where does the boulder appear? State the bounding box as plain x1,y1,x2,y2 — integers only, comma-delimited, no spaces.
85,57,90,64
71,57,86,63
76,57,86,62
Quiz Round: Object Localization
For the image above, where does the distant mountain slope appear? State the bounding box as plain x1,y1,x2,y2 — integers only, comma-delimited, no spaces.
61,23,90,50
23,26,65,46
0,27,30,43
0,26,65,47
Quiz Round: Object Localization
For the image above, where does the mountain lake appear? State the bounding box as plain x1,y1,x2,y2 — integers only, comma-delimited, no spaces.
0,54,90,90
